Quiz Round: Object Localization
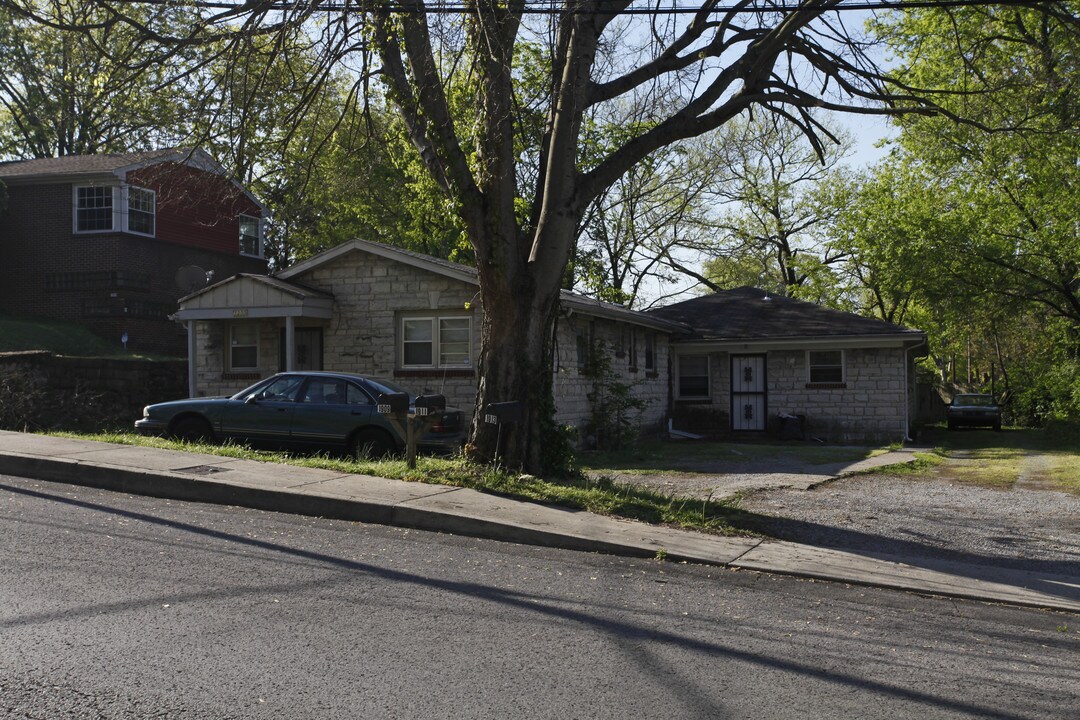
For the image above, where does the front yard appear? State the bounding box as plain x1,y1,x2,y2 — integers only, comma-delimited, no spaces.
48,425,1078,562
738,426,1080,575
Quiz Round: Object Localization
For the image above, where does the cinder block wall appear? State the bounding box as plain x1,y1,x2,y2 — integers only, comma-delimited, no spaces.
673,348,909,444
552,314,669,438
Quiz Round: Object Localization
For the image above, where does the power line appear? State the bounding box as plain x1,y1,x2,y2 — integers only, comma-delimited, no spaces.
110,0,1063,17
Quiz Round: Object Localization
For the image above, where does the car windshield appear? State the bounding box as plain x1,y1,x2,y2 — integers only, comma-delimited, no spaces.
230,375,305,402
953,394,995,406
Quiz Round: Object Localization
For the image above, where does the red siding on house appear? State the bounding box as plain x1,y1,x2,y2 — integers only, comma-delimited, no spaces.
125,163,262,255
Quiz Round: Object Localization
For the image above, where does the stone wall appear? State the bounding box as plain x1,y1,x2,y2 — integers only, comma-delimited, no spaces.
552,313,670,440
766,348,909,443
673,347,910,444
0,351,187,430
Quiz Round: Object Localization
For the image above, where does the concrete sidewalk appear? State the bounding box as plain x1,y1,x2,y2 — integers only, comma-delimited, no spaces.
1,430,1077,614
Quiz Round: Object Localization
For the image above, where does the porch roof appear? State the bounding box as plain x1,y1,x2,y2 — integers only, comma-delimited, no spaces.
173,274,333,321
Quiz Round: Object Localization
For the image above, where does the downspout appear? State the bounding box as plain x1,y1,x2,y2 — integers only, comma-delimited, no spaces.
904,337,928,442
187,321,197,398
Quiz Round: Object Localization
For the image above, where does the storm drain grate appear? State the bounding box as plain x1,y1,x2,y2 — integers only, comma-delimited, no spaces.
174,464,229,476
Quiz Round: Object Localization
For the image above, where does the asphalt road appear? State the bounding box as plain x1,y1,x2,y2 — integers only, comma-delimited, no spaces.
2,474,1077,720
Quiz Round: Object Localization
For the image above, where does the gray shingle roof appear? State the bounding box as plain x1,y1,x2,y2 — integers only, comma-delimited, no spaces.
0,147,204,179
648,286,921,340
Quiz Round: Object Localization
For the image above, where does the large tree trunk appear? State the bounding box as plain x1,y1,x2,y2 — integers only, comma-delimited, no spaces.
467,263,563,471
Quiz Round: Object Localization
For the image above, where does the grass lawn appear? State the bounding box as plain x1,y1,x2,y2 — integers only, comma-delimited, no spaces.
881,426,1080,494
0,313,180,360
53,431,763,536
579,438,887,476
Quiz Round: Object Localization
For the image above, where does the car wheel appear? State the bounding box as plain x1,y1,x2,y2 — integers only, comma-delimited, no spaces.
172,416,214,443
350,429,396,460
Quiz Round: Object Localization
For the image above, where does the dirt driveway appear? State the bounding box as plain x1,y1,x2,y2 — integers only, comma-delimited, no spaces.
739,437,1080,577
595,431,1080,577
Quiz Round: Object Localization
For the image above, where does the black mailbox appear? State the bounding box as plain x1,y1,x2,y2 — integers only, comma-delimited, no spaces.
414,394,446,416
484,401,524,425
377,392,409,416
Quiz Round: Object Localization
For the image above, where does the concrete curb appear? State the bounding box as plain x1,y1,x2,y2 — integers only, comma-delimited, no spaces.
1,432,1077,614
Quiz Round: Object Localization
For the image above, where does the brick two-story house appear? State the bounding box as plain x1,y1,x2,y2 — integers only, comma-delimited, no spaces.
0,148,268,354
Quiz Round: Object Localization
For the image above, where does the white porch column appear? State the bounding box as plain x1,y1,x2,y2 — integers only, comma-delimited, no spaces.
187,321,197,397
285,316,296,371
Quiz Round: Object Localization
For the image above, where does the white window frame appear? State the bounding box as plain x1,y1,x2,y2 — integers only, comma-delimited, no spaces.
239,214,263,257
676,354,710,399
228,323,260,372
399,315,472,369
73,185,119,233
73,185,157,236
124,186,156,237
807,349,845,384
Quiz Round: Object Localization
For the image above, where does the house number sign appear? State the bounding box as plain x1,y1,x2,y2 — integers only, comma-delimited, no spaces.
232,309,249,318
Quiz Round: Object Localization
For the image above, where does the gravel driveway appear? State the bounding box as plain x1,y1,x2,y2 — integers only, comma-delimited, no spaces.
614,445,1080,577
740,450,1080,578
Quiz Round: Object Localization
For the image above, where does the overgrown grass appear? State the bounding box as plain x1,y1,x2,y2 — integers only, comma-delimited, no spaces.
854,450,947,476
580,438,884,476
54,431,761,535
0,313,179,360
875,426,1080,494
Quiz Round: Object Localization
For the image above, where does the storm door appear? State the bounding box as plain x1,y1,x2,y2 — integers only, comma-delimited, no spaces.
731,354,767,431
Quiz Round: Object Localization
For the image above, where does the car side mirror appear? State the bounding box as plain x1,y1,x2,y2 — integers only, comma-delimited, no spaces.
245,395,259,405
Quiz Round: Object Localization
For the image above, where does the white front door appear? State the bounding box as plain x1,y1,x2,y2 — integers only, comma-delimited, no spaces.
731,354,767,431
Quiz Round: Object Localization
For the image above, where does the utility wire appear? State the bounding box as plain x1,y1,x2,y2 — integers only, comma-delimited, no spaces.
106,0,1064,17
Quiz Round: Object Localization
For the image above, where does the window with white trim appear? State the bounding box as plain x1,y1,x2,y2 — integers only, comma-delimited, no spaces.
808,350,844,384
75,185,156,235
239,214,262,257
400,315,472,368
229,323,259,371
75,186,114,232
126,187,155,236
676,354,710,399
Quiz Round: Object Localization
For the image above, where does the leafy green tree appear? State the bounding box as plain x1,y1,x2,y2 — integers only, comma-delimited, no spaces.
864,4,1080,420
875,4,1080,330
699,115,853,298
12,0,1058,468
0,2,200,158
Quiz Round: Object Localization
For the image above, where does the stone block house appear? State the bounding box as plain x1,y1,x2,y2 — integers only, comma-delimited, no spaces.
174,239,927,444
0,148,268,354
648,287,927,443
173,239,679,436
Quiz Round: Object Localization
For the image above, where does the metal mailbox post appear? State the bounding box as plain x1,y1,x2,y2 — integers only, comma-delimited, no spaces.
484,401,524,465
377,392,446,469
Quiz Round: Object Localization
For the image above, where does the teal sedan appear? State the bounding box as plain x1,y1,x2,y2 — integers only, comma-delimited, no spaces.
135,372,464,458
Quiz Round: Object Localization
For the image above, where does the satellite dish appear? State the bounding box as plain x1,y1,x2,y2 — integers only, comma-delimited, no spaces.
175,265,210,294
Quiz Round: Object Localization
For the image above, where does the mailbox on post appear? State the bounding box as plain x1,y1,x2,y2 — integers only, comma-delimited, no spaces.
484,401,524,466
377,392,409,417
414,394,446,417
484,401,524,425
